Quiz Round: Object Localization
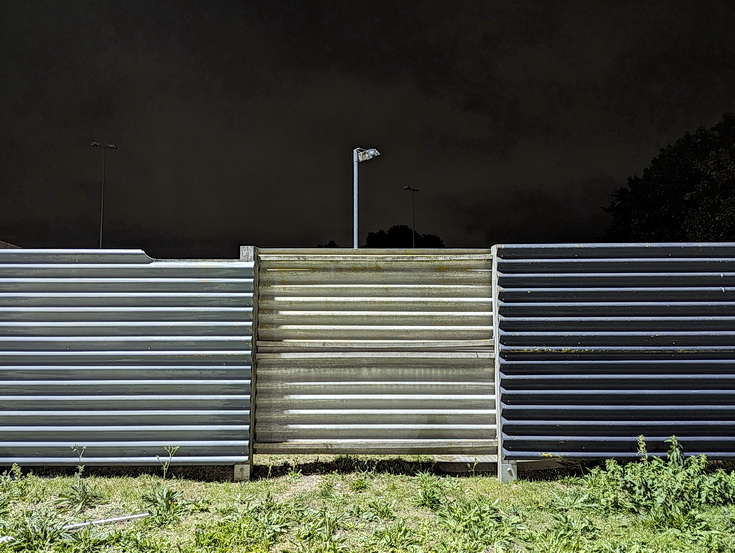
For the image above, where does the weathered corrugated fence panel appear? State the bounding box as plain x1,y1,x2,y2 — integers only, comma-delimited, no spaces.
0,249,253,465
255,249,496,455
495,243,735,460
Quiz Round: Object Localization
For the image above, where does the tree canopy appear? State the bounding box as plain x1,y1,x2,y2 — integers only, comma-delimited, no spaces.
364,225,445,248
316,240,340,247
605,113,735,241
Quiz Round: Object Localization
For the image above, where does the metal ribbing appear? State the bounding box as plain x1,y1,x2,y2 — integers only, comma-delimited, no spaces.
254,249,496,455
495,243,735,460
0,250,253,465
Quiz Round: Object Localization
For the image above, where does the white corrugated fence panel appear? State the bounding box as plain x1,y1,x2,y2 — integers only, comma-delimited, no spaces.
0,249,253,465
254,249,496,455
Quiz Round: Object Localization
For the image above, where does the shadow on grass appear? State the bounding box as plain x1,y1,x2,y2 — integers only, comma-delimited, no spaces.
254,455,604,480
252,455,440,479
3,464,235,482
2,457,443,482
6,455,657,483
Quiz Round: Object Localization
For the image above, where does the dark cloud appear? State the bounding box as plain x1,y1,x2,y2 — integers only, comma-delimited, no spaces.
1,0,735,257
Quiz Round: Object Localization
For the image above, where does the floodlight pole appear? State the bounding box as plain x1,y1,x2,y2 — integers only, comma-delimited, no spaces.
91,142,117,248
404,186,420,247
353,148,359,249
352,147,380,249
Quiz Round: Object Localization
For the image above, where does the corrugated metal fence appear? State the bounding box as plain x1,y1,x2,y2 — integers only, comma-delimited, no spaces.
0,250,253,466
495,243,735,462
254,249,496,455
5,243,735,475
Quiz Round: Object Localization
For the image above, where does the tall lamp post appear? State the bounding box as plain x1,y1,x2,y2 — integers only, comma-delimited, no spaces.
91,142,118,248
403,186,420,247
353,147,380,249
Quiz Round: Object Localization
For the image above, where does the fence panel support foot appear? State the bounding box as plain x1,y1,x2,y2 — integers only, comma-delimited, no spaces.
233,463,251,482
499,461,517,482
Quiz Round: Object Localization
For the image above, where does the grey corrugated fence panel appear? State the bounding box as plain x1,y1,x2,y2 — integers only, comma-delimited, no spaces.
0,249,253,465
494,242,735,461
254,249,496,455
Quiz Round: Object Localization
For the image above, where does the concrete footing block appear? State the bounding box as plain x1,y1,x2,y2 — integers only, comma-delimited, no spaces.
499,461,517,482
233,463,251,482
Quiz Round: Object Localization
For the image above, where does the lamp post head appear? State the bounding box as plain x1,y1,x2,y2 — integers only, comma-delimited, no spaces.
403,186,420,192
92,142,118,150
355,147,380,162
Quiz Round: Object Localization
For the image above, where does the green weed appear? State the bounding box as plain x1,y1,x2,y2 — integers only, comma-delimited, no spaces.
528,511,597,552
195,494,297,550
317,478,336,499
55,446,102,513
437,497,525,549
370,520,418,552
286,466,303,483
584,436,735,531
290,508,347,552
415,470,455,510
366,499,396,521
0,464,28,504
61,526,111,553
142,485,186,526
348,476,369,492
2,509,66,552
156,445,181,479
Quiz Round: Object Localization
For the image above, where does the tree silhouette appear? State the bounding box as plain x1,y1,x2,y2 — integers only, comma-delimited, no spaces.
605,113,735,240
364,225,445,248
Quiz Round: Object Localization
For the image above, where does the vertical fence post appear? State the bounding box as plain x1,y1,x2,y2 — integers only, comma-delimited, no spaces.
492,245,517,482
236,246,259,481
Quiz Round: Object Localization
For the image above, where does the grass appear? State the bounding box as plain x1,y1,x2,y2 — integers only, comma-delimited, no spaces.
1,441,735,552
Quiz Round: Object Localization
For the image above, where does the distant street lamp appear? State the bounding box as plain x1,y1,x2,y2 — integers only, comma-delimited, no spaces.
403,186,420,248
91,142,118,248
353,147,381,249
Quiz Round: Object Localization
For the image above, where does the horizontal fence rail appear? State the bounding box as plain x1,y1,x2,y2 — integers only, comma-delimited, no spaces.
254,249,496,455
495,243,735,461
0,250,253,466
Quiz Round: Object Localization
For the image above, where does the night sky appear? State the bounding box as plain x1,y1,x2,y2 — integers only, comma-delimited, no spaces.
2,1,735,258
